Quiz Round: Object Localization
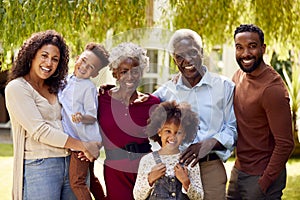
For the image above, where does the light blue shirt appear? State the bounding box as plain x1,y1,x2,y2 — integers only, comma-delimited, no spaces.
153,66,237,161
58,75,102,142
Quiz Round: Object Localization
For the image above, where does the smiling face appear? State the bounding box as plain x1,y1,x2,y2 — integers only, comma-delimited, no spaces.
115,57,142,91
30,44,60,80
74,50,103,79
159,121,186,154
173,38,203,87
234,32,266,73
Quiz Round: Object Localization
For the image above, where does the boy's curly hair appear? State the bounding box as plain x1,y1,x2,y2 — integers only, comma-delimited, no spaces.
147,101,199,146
8,30,69,94
85,42,109,69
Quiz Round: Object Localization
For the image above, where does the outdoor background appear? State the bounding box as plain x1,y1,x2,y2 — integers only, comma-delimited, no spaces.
1,0,300,199
0,136,300,199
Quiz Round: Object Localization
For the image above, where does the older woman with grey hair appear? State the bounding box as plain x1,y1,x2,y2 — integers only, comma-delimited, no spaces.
97,42,160,200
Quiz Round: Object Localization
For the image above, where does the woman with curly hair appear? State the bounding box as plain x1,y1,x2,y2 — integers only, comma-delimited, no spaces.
133,101,204,200
97,42,160,199
5,30,100,199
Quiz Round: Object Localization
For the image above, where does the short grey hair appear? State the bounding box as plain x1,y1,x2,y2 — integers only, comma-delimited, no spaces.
168,29,203,54
108,42,149,72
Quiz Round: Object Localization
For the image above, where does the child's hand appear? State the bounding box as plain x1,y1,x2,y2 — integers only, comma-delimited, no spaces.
71,112,83,123
174,163,190,191
148,163,166,186
82,141,101,161
77,142,102,161
77,151,90,162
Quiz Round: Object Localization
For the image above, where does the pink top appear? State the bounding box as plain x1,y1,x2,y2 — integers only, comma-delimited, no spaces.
98,89,160,171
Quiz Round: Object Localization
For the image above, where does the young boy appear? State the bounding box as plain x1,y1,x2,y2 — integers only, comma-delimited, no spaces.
58,42,109,199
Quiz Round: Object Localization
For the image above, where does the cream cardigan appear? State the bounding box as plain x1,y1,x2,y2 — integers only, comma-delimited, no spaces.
5,77,69,200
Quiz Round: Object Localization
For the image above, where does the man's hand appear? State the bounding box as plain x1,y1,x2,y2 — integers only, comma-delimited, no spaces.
197,138,217,158
148,163,166,186
180,143,202,167
180,138,217,167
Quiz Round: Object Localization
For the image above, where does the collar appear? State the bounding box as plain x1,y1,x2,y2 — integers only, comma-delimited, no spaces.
176,66,213,88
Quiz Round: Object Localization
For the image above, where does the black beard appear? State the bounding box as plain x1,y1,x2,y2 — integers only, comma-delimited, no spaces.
237,56,263,73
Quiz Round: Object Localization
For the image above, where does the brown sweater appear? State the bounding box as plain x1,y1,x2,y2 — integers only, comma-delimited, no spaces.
232,65,294,192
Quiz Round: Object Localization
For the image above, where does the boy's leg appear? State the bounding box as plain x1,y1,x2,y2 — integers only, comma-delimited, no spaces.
89,162,106,200
69,151,92,200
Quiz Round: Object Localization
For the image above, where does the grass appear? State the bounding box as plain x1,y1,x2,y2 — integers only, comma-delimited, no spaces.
0,143,299,199
0,143,13,157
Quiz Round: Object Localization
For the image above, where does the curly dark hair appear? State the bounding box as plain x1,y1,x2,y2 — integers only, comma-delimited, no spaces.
85,42,109,68
147,101,199,146
234,24,264,45
7,30,69,94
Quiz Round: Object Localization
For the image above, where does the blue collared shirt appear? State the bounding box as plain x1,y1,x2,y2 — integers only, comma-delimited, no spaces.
153,66,237,161
58,74,102,143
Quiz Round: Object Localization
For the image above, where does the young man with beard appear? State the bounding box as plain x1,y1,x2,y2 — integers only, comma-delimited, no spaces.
226,24,295,199
153,29,237,199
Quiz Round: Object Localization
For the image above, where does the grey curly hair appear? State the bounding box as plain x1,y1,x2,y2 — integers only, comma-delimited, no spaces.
108,42,149,72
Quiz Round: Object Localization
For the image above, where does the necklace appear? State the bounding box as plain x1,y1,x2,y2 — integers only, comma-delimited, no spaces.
114,90,138,106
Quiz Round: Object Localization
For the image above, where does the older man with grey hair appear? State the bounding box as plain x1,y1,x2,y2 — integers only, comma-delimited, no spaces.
153,28,237,199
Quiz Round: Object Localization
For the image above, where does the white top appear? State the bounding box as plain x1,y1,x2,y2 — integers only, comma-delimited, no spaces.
5,77,69,199
133,152,204,200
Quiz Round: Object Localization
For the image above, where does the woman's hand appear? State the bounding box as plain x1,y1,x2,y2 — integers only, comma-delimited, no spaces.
148,163,166,186
82,141,101,162
77,151,89,161
64,137,101,162
99,84,115,94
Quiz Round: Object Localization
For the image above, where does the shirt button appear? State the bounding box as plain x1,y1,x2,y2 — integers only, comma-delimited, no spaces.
171,178,175,182
171,192,176,197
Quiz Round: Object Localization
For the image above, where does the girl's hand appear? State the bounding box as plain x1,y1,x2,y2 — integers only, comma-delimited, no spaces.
174,163,190,191
148,163,166,186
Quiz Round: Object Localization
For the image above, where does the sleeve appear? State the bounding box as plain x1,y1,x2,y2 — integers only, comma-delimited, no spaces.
212,80,237,161
186,164,204,200
258,83,294,192
133,154,155,200
152,81,176,103
5,80,68,147
152,84,167,102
